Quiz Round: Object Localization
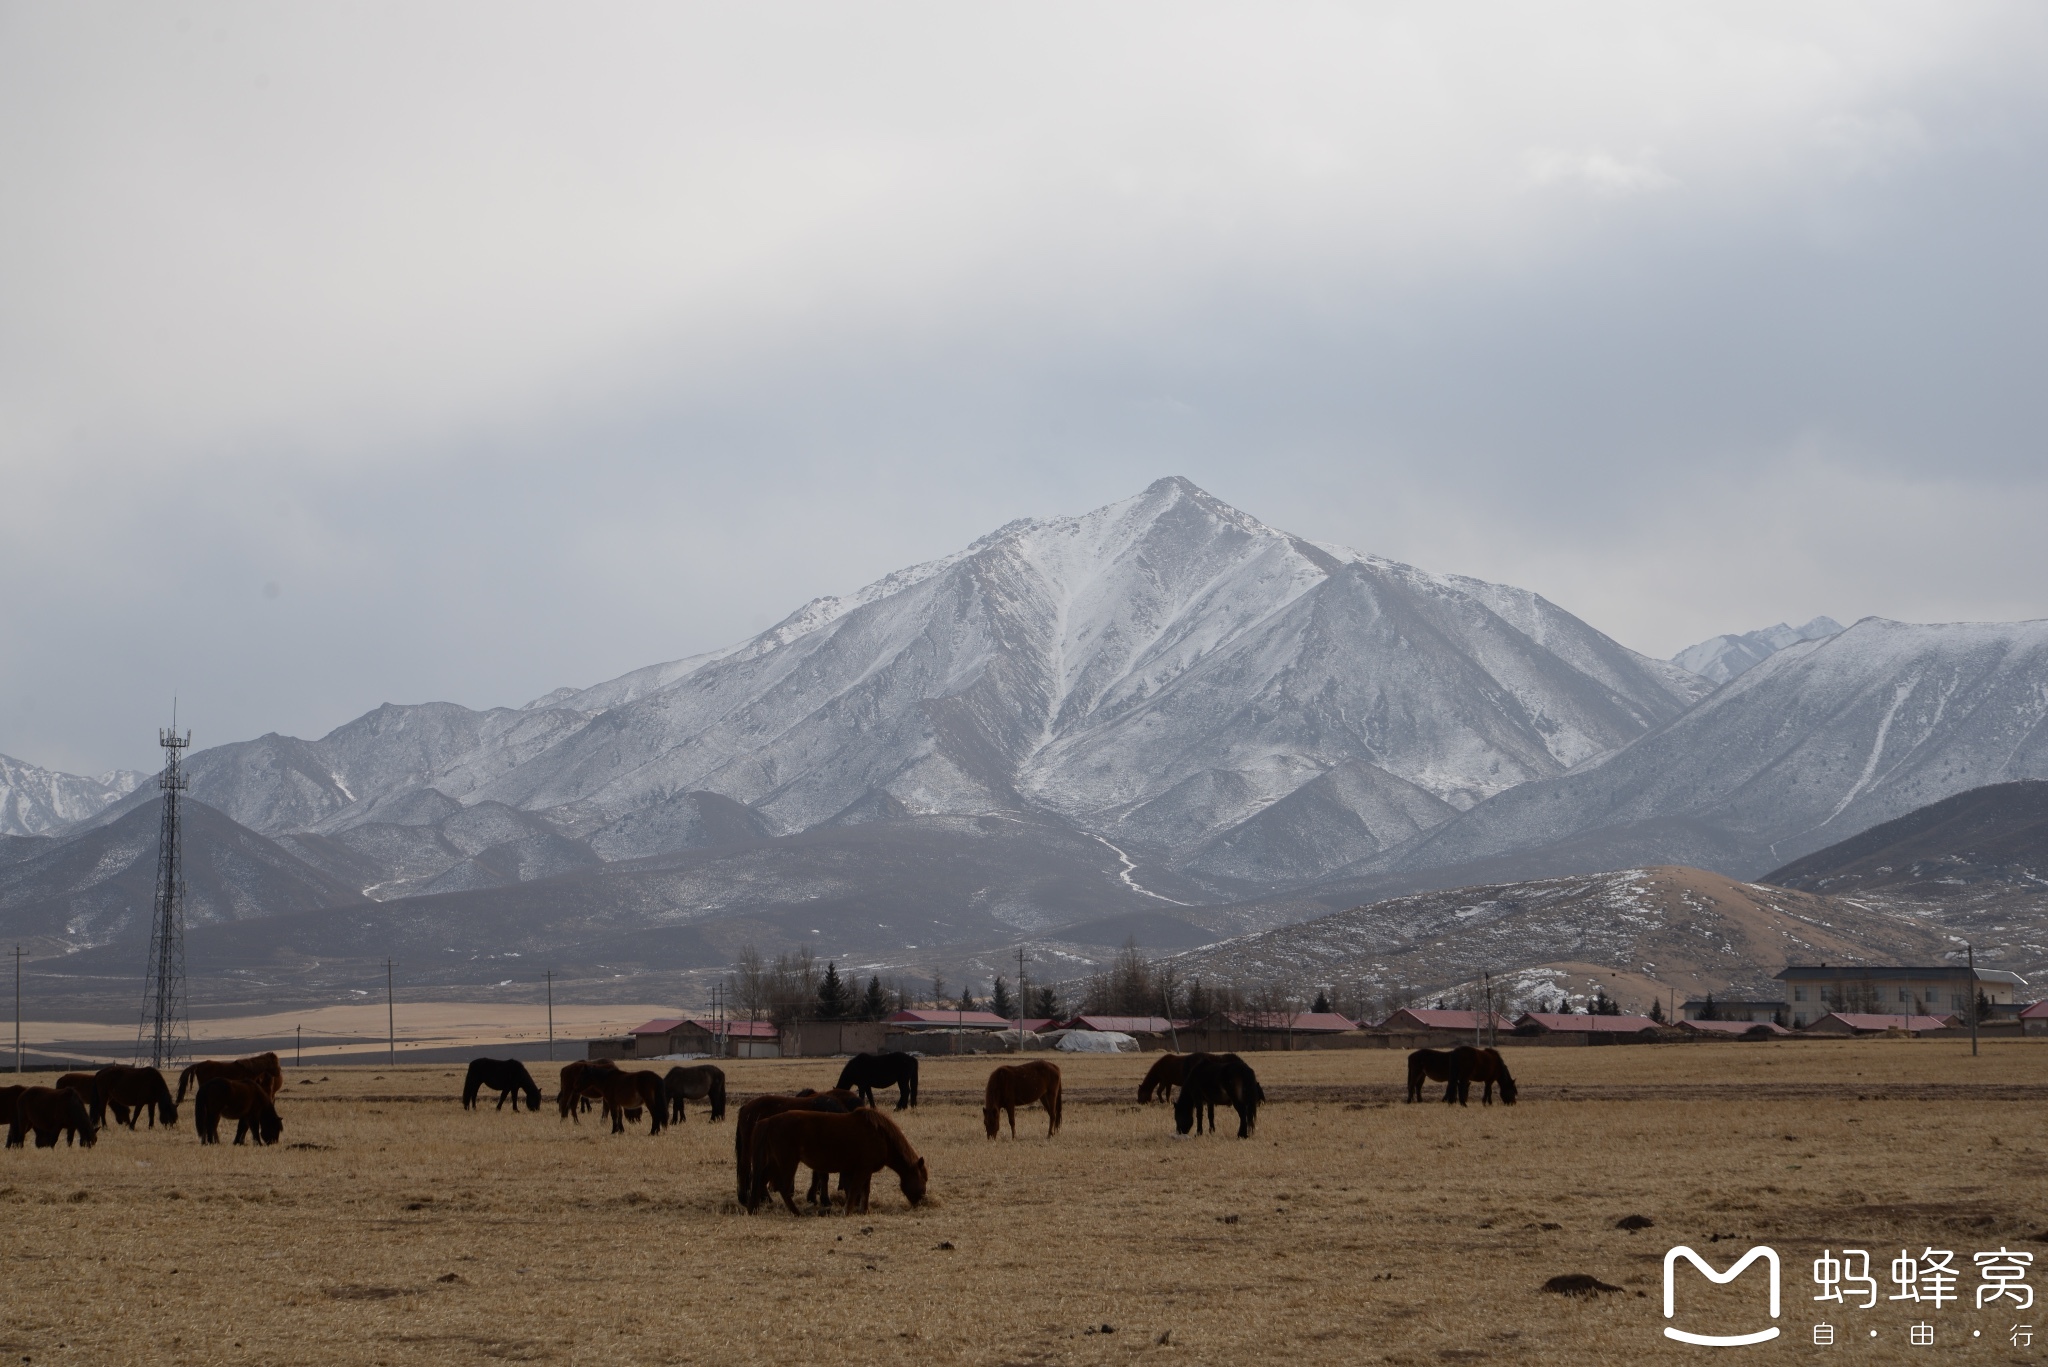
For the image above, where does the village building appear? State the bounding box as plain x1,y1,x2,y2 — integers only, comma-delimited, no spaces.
1801,1011,1956,1037
1676,1018,1792,1039
1513,1012,1661,1042
2023,1001,2048,1036
882,1008,1013,1032
1377,1008,1516,1037
1776,965,2028,1028
587,1016,780,1061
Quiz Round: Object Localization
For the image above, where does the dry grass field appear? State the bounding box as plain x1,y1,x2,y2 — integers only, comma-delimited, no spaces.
4,1040,2045,1366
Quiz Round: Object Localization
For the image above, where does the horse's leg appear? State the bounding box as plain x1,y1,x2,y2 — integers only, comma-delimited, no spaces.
1482,1078,1493,1106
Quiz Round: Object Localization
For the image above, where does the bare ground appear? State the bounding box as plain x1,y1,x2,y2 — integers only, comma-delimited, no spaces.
3,1040,2045,1365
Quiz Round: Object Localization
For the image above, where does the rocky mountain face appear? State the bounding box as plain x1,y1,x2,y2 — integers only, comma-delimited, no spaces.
1670,616,1842,685
1167,864,1955,1015
0,797,368,957
0,753,145,837
1390,617,2048,883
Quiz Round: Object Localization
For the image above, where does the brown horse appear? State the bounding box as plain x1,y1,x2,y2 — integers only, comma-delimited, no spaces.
177,1052,283,1103
555,1058,619,1120
7,1086,97,1149
1446,1046,1517,1106
662,1065,726,1122
734,1088,867,1207
1405,1048,1456,1103
591,1069,666,1135
56,1072,102,1122
93,1065,178,1129
1138,1053,1186,1103
984,1061,1062,1139
746,1108,928,1216
194,1077,284,1145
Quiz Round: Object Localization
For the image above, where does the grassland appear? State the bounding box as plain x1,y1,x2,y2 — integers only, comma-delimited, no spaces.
3,1040,2045,1366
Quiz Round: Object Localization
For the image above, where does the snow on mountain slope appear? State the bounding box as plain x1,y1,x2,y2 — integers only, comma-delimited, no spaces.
1396,616,2048,879
463,478,1701,872
1671,616,1843,685
0,754,145,836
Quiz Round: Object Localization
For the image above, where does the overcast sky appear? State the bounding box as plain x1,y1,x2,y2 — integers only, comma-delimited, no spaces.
5,2,2047,776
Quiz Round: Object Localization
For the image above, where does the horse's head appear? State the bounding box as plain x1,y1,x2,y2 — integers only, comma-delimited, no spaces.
900,1155,929,1206
523,1083,543,1109
259,1110,284,1145
158,1098,179,1127
1497,1070,1518,1105
982,1105,999,1139
1172,1094,1196,1135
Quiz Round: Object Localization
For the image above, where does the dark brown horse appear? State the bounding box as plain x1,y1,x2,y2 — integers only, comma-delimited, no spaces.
462,1058,543,1112
1138,1053,1186,1103
56,1071,102,1122
835,1052,918,1109
7,1086,97,1149
734,1088,867,1206
1405,1048,1456,1103
1445,1045,1517,1106
591,1069,666,1135
746,1108,928,1216
662,1065,726,1122
984,1061,1062,1139
93,1064,178,1129
194,1077,284,1145
178,1052,283,1103
1174,1052,1263,1138
555,1058,620,1120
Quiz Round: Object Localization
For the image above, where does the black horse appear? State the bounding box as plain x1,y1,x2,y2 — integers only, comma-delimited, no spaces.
835,1052,918,1110
1173,1052,1264,1139
663,1064,727,1122
462,1058,543,1112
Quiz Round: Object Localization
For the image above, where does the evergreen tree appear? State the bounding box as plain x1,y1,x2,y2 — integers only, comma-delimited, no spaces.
1593,990,1620,1016
957,986,977,1013
859,975,889,1022
1649,998,1665,1024
1312,990,1331,1014
816,961,852,1019
1033,985,1059,1021
990,975,1015,1020
930,975,946,1010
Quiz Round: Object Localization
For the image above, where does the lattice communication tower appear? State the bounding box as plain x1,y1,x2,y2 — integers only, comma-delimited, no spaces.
136,719,191,1068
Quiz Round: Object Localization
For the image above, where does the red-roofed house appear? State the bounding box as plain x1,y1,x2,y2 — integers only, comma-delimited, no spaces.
1378,1008,1516,1036
1801,1012,1956,1036
2023,1001,2048,1035
884,1008,1013,1031
1514,1012,1660,1041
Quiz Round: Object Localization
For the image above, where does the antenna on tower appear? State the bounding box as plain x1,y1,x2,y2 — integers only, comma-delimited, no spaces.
136,707,191,1068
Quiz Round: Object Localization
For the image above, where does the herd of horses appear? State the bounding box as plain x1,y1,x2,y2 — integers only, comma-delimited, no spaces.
2,1052,287,1150
6,1042,1519,1216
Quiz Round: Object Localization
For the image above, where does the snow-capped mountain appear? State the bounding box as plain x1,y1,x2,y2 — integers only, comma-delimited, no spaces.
52,478,1705,900
0,754,146,837
1670,616,1842,685
1394,616,2048,881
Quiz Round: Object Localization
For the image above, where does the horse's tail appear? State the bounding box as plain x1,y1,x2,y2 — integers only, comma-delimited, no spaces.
461,1061,482,1110
904,1055,918,1107
709,1070,726,1121
176,1062,200,1103
645,1077,666,1135
1049,1073,1062,1135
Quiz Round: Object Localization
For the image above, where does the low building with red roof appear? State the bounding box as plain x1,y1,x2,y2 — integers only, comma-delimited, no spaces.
1378,1008,1516,1036
1676,1018,1792,1039
1514,1012,1660,1040
1800,1011,1956,1036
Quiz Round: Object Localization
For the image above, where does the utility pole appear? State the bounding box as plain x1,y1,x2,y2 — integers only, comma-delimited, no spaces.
13,945,22,1073
386,958,395,1066
295,1023,301,1068
1016,944,1027,1047
1967,945,1979,1058
545,970,555,1062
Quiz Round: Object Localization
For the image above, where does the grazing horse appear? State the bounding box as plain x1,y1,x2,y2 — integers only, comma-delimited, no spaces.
1174,1053,1263,1138
8,1086,97,1149
56,1072,102,1123
1405,1048,1456,1103
835,1052,918,1110
1445,1046,1517,1106
983,1061,1062,1139
462,1058,543,1112
662,1065,727,1122
1138,1053,1186,1104
734,1088,867,1207
194,1078,284,1145
555,1059,619,1120
93,1065,177,1129
746,1108,928,1216
178,1052,283,1104
591,1070,666,1135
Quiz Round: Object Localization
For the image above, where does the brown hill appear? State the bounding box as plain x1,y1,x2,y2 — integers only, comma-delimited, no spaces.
1166,865,1956,1016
